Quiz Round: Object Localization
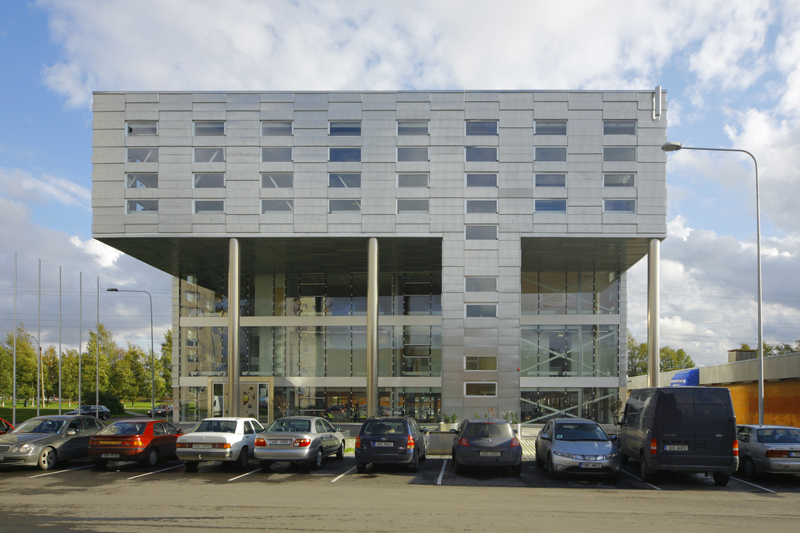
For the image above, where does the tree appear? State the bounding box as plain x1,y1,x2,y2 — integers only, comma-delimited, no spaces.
627,333,695,376
81,324,119,399
108,344,145,407
158,330,173,401
0,326,38,406
627,333,648,377
60,349,80,406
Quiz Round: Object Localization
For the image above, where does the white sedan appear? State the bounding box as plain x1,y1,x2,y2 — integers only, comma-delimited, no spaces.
176,417,265,470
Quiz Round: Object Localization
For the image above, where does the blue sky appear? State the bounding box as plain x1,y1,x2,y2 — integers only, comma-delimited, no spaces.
1,0,799,367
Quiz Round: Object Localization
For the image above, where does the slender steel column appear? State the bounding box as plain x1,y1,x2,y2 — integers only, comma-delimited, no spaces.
366,238,379,418
647,239,660,388
79,272,82,409
12,253,17,426
228,238,240,418
59,266,62,414
37,259,41,415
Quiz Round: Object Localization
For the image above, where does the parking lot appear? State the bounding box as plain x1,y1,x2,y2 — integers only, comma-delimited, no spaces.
2,450,799,532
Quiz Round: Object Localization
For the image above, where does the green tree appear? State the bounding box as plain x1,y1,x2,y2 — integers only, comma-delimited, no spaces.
0,326,38,406
108,343,145,406
157,330,173,401
60,349,80,406
627,333,648,377
81,324,118,399
627,334,695,376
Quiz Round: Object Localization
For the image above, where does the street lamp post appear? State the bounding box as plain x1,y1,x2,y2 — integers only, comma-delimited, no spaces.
107,288,155,415
661,141,764,425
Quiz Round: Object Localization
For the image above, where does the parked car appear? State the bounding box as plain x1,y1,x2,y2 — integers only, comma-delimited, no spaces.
617,386,738,486
176,417,264,470
0,418,13,435
0,415,105,470
737,424,800,477
535,418,621,480
355,416,428,473
89,419,183,467
451,418,522,476
65,405,111,421
147,405,174,418
254,416,345,470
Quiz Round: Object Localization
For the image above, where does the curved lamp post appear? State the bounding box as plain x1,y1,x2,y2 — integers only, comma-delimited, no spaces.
661,141,764,425
107,288,155,415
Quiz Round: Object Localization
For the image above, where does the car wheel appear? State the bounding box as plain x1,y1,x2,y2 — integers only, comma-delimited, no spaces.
713,472,731,486
93,459,108,468
546,454,557,479
336,441,344,460
408,448,419,472
639,453,654,483
312,447,323,470
356,461,366,473
259,460,272,471
511,462,522,476
184,461,199,471
743,457,758,478
141,447,158,468
237,447,249,471
38,447,56,471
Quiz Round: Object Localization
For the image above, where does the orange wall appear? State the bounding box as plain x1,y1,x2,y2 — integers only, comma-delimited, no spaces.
712,381,800,426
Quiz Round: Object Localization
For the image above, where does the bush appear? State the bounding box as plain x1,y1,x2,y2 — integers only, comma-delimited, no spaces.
83,391,125,415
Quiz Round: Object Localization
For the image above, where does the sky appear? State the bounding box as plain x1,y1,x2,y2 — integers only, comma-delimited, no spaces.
1,0,799,368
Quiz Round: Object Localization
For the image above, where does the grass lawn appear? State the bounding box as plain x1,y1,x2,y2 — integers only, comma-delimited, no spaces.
0,400,173,424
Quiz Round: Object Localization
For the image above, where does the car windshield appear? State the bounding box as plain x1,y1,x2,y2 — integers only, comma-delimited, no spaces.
13,418,65,434
464,423,513,438
757,428,800,444
192,420,237,433
362,420,406,435
266,419,311,433
554,422,608,441
98,422,147,435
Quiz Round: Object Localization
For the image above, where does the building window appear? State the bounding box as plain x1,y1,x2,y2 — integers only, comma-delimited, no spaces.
194,121,225,136
521,270,619,316
397,173,428,187
603,147,636,162
466,174,497,187
604,199,636,213
127,200,158,213
604,174,634,187
261,200,293,213
193,173,225,188
535,199,567,213
466,121,498,136
534,147,566,162
397,147,428,162
194,148,225,163
397,121,429,135
262,148,292,162
535,120,567,135
329,199,361,213
465,382,497,397
261,173,293,188
466,200,497,214
466,304,497,318
465,147,497,162
465,277,497,292
329,148,361,162
126,173,158,189
126,121,157,136
465,356,497,371
604,120,636,135
329,121,361,136
520,326,618,378
465,225,497,240
195,200,224,214
329,173,361,188
262,121,293,136
535,174,566,187
127,148,158,163
397,199,429,214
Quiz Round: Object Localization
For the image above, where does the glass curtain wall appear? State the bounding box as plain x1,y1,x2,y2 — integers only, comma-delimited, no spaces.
520,388,618,424
521,271,618,315
520,325,618,377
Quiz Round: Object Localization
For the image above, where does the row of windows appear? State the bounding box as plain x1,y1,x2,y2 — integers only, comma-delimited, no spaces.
127,119,638,138
127,199,636,216
127,172,637,190
127,146,639,164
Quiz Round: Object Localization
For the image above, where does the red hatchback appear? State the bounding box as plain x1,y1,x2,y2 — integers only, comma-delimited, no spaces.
0,418,13,435
89,419,182,467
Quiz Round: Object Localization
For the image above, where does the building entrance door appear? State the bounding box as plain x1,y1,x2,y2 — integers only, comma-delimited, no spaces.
239,379,272,425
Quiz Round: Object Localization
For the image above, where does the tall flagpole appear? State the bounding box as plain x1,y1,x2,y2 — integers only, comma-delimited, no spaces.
12,253,17,426
79,272,82,409
37,259,41,416
59,266,62,415
96,277,100,414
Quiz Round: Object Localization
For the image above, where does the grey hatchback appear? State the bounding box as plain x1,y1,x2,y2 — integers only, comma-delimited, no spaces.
0,415,106,470
451,418,522,475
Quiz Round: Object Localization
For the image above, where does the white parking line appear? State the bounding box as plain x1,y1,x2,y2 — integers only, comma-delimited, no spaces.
127,464,183,480
621,469,661,490
331,466,357,483
227,468,262,482
28,465,93,478
437,460,447,485
731,476,776,493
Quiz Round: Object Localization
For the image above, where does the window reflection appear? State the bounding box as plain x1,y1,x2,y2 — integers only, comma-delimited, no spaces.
520,387,618,424
520,325,618,377
521,270,618,315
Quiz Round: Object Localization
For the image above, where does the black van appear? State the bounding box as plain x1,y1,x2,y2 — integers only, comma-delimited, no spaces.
617,387,738,485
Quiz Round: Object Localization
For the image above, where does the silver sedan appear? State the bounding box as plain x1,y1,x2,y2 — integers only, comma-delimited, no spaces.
0,415,106,470
737,424,800,477
535,418,621,480
254,417,345,470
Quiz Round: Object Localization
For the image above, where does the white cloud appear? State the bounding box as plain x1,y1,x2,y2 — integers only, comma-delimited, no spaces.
69,236,122,268
0,167,91,210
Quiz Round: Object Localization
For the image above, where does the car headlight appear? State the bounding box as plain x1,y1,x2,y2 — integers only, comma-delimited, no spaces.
601,453,619,460
11,444,34,453
553,451,580,459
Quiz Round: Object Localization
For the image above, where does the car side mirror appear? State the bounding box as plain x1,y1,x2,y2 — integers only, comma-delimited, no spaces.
449,429,458,434
609,435,619,442
513,429,518,435
177,429,184,435
540,433,550,441
66,429,77,436
335,427,342,432
422,428,429,433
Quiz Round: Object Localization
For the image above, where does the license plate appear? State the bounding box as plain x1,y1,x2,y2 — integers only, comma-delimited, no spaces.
98,441,117,446
193,444,212,449
373,442,394,447
664,445,689,452
269,440,291,445
580,462,602,468
101,453,119,458
479,451,501,457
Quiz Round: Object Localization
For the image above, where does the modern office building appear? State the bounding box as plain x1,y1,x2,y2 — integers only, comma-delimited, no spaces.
91,89,668,426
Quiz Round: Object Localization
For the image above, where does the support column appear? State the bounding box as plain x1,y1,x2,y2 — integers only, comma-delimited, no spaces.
366,238,379,418
228,238,240,417
647,238,660,388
